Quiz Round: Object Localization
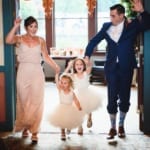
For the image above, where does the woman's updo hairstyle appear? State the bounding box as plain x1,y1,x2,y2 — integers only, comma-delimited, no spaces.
24,16,38,28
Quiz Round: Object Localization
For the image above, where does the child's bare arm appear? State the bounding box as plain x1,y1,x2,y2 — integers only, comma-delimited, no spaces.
73,92,82,111
55,73,61,90
85,59,92,74
64,60,73,73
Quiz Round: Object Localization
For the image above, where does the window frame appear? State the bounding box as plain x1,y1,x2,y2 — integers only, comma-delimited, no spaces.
46,1,111,56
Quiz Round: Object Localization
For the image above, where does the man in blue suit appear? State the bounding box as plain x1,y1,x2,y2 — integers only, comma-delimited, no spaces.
84,0,150,139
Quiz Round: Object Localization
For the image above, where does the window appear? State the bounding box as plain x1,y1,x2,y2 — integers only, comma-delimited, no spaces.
20,0,45,39
19,0,123,53
97,0,120,51
54,0,88,50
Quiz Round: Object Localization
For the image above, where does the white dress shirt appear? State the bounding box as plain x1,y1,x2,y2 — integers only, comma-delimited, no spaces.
107,20,124,43
107,20,124,62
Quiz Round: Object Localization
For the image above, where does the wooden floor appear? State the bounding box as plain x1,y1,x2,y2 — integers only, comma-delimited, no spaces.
0,82,150,150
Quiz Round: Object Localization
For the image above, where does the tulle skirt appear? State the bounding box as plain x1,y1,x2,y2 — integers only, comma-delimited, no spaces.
75,85,103,114
48,103,85,130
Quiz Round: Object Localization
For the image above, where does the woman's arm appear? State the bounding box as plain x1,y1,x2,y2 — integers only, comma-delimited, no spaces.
40,38,60,73
73,92,82,111
5,18,21,44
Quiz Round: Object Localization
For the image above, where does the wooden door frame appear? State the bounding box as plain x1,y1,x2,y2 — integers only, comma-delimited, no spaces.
0,0,16,131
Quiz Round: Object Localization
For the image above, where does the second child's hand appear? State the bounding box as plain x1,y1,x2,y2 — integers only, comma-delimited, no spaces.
84,56,90,65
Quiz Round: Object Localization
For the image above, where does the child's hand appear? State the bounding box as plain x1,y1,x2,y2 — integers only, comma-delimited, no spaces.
68,60,73,68
84,56,89,64
78,107,82,111
84,57,91,67
87,60,92,67
65,60,74,73
55,65,60,74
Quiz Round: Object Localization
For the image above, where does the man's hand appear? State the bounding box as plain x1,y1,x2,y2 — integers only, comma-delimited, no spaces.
131,0,144,13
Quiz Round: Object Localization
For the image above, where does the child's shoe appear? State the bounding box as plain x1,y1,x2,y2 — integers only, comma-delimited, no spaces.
67,129,71,134
77,126,83,135
61,129,66,141
87,118,93,128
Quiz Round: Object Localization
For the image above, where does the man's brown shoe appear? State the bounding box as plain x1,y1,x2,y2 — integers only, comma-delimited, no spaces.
107,128,117,139
118,126,125,138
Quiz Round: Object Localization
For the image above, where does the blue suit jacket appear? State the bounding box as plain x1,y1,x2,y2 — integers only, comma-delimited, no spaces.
85,11,150,73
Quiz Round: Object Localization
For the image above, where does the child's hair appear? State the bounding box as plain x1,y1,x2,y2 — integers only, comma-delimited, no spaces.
73,58,86,73
60,73,74,89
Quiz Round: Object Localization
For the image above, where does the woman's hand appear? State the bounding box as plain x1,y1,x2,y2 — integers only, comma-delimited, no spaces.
14,17,22,28
78,106,82,111
5,17,22,44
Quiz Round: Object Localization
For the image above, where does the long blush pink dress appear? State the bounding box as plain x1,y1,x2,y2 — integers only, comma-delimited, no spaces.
14,40,45,134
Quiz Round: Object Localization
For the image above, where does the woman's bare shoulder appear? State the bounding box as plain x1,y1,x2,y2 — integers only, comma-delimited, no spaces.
38,36,45,41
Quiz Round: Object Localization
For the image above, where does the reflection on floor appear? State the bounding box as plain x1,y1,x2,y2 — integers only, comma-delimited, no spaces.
1,132,150,150
0,82,150,150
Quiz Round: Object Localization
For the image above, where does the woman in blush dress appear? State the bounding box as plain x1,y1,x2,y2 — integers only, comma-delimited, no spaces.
5,16,60,143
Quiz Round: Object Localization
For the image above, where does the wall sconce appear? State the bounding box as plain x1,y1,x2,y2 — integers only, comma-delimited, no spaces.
86,0,97,17
42,0,54,18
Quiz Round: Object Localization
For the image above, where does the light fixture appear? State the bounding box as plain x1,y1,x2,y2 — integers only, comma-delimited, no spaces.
42,0,54,18
86,0,97,17
24,0,96,18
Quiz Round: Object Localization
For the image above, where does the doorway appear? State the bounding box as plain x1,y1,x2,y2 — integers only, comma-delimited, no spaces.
14,0,142,135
